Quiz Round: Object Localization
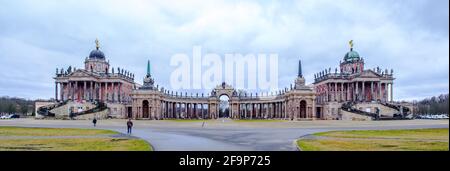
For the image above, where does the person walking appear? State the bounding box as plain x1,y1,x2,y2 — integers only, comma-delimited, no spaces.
92,118,97,127
127,119,133,134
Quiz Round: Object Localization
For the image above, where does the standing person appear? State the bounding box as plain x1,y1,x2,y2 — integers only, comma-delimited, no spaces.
127,119,133,134
92,118,97,127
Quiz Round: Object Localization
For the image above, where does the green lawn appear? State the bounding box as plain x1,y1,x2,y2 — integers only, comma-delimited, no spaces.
0,126,116,136
0,138,151,151
297,128,449,151
0,127,152,151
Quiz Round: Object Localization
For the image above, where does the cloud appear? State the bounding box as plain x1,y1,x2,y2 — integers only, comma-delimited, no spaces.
0,0,448,101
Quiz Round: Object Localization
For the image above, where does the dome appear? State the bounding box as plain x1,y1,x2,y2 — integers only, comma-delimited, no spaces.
89,49,105,59
344,49,360,62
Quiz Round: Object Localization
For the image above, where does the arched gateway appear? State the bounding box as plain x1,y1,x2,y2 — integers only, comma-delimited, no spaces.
130,60,317,120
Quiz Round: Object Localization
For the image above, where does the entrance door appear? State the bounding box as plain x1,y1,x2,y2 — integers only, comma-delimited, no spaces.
300,100,307,118
127,107,132,118
142,100,149,118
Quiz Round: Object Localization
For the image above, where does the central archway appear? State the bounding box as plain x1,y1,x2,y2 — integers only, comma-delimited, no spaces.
219,95,230,118
142,100,149,118
300,100,307,118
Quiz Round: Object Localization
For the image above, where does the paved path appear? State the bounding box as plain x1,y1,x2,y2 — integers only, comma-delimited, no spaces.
0,119,448,151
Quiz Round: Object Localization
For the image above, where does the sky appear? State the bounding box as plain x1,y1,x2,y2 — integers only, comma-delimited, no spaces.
0,0,448,101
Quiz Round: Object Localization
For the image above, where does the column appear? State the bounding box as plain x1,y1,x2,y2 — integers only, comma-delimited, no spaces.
118,83,121,103
200,104,203,119
99,82,103,101
355,82,359,101
377,81,382,101
334,83,337,102
112,82,115,102
75,81,78,101
362,81,365,102
390,83,394,102
370,81,374,101
60,83,64,101
55,82,58,101
89,82,93,101
83,81,87,101
312,100,316,119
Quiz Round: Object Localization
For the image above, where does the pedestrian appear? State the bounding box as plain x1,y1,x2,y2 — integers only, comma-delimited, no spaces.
202,121,206,128
92,118,97,127
127,119,133,134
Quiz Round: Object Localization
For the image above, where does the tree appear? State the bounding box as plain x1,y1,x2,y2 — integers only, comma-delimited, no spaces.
7,103,16,114
20,105,28,115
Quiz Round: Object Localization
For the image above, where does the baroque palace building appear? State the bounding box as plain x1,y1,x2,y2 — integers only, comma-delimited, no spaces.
36,40,411,120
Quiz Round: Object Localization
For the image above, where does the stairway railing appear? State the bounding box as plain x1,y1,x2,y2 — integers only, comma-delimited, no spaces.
37,101,68,117
69,101,108,118
341,102,379,119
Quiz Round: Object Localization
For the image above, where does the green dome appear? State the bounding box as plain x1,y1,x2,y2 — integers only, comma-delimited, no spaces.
344,49,360,62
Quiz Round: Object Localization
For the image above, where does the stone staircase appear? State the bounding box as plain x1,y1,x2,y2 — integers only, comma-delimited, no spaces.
37,101,68,118
37,100,109,119
341,102,379,120
340,101,412,121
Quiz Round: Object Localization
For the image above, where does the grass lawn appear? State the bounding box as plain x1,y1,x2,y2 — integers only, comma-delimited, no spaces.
0,126,116,136
0,127,152,151
0,138,151,151
297,128,449,151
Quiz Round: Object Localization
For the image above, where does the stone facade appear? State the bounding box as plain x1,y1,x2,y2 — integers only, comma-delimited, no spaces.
313,41,396,120
44,40,404,120
52,39,136,118
130,59,317,120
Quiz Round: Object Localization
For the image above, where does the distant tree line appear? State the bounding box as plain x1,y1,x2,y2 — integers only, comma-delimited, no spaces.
0,96,35,115
416,94,449,115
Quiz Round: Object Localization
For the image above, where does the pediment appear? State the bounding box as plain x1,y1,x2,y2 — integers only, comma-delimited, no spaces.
360,70,381,78
69,70,94,77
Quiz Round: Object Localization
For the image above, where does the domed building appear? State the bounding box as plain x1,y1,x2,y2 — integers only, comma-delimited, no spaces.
48,39,138,119
313,40,400,120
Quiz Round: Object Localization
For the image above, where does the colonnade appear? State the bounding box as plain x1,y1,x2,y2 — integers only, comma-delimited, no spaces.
55,81,128,103
316,81,393,104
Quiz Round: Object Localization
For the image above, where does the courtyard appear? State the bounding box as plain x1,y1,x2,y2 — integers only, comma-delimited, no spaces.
0,118,447,151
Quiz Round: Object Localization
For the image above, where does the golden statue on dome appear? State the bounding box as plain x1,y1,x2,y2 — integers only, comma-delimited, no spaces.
95,38,100,50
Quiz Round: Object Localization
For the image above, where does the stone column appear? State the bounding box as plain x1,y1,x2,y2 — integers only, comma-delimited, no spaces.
346,83,349,101
118,83,121,103
362,81,365,102
370,81,374,101
83,81,87,101
334,83,337,102
55,82,58,102
69,82,72,100
355,82,359,101
112,82,115,102
60,83,64,101
200,104,203,119
378,82,381,101
312,99,316,119
75,81,78,101
390,83,394,102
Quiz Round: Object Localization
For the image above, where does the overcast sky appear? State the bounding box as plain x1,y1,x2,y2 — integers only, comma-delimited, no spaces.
0,0,448,101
